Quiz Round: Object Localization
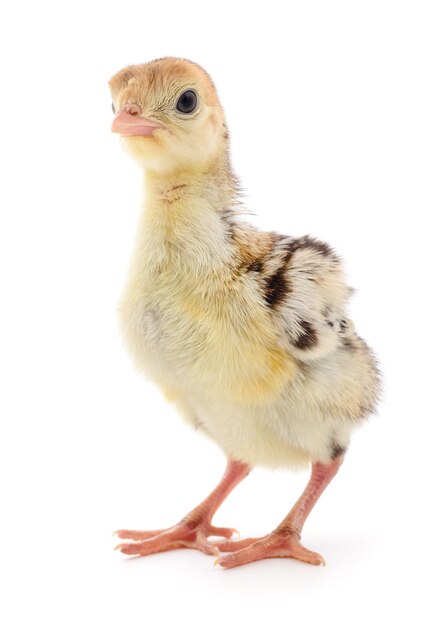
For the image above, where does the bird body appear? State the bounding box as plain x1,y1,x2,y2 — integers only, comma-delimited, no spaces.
118,164,378,469
110,57,380,567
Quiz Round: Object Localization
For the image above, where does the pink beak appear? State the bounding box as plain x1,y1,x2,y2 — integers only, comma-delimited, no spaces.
111,104,162,137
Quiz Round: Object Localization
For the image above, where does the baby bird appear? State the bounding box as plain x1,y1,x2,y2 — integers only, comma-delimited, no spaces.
109,58,380,569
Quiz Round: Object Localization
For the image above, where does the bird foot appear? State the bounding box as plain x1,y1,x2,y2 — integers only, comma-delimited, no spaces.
114,518,239,558
213,529,325,569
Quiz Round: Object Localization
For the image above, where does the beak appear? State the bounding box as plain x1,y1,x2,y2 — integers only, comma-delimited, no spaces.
111,104,162,137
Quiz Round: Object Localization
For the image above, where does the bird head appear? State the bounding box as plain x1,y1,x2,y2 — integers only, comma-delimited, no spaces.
109,58,228,173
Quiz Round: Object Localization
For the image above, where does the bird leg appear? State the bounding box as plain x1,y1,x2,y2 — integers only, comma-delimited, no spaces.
115,459,251,557
214,455,343,568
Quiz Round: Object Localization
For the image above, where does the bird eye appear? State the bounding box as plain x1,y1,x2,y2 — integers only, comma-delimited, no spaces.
176,90,197,114
112,103,116,114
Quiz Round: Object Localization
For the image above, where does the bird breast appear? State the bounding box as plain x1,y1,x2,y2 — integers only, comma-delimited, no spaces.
118,265,297,406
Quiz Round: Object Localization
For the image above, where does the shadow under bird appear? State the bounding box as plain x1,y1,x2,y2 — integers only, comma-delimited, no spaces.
109,57,380,569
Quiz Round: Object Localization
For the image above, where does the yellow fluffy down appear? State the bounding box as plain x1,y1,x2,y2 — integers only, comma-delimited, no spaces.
110,58,380,469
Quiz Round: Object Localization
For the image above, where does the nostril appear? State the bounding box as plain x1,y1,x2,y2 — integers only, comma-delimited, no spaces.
126,104,140,117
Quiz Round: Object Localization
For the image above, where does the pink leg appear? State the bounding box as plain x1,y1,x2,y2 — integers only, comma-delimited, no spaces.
215,456,344,569
115,459,251,557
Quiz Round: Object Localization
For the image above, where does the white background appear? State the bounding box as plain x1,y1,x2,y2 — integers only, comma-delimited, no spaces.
1,1,441,624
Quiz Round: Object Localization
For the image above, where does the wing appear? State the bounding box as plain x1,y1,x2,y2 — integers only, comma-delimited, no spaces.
256,233,354,361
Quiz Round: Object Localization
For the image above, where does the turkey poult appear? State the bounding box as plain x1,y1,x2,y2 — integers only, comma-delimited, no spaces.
109,57,380,569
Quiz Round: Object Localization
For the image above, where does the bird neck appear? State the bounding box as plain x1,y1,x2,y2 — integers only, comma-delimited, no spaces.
143,151,238,213
135,153,239,273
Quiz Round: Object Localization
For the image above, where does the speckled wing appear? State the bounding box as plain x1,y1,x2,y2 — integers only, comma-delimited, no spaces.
254,234,354,362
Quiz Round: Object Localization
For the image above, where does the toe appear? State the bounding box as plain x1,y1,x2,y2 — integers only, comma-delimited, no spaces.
115,542,142,555
206,525,240,539
216,538,275,568
216,549,259,569
291,543,326,566
114,529,162,540
116,538,183,556
193,533,220,556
